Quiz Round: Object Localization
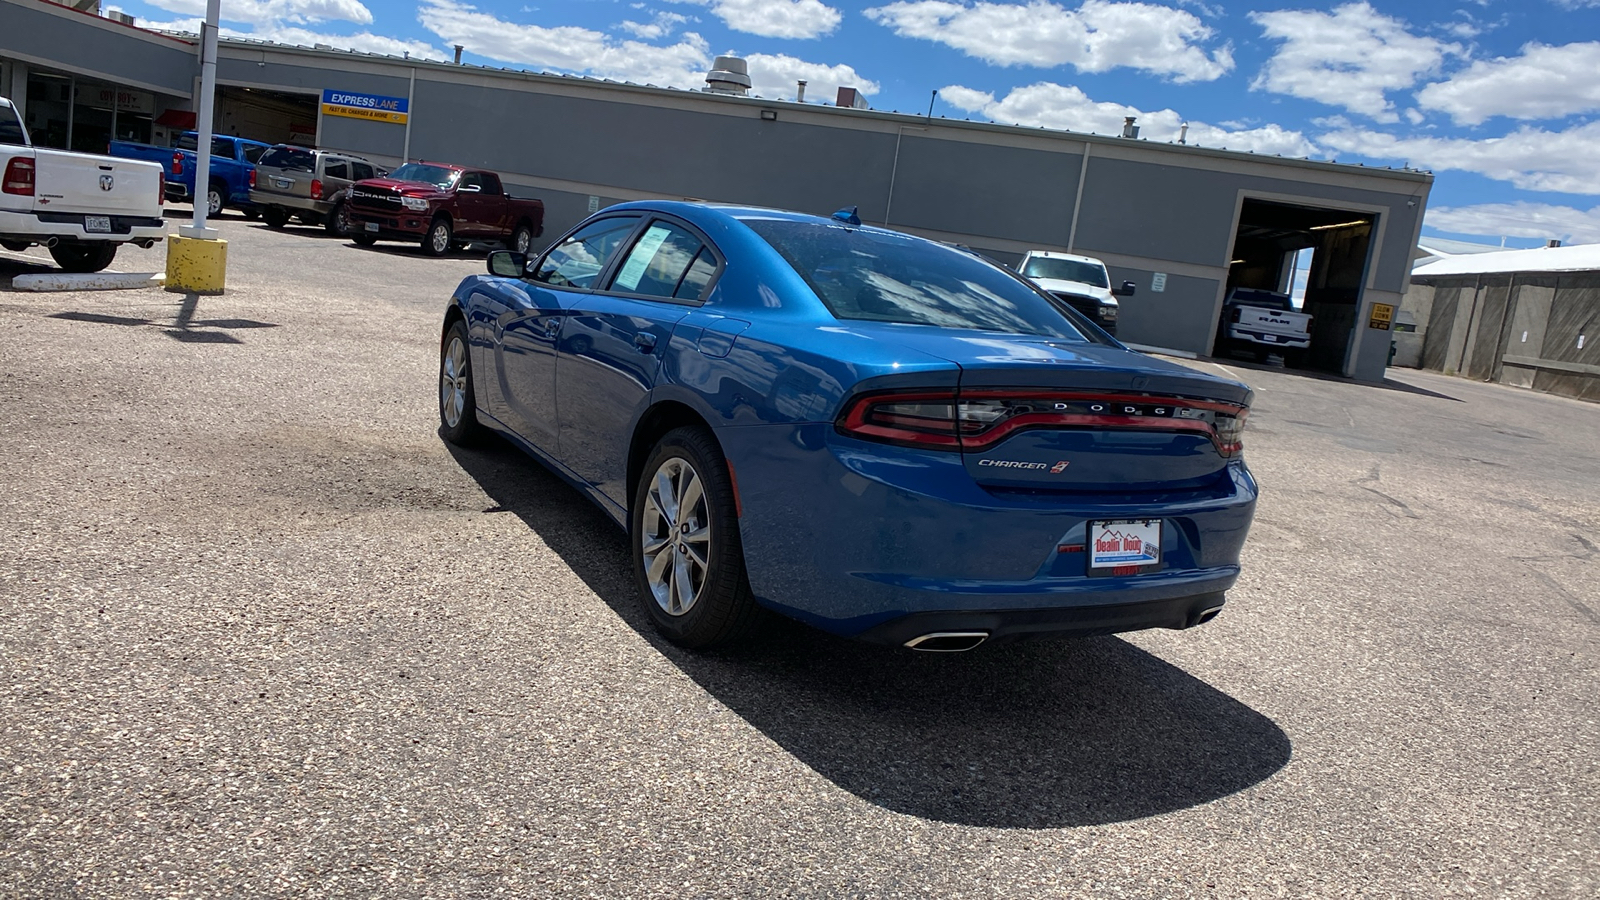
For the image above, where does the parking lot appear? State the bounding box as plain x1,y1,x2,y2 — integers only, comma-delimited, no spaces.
1,214,1596,897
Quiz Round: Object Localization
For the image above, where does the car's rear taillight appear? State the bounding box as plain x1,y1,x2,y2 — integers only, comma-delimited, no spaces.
310,178,323,200
2,157,35,195
248,168,256,188
158,170,164,206
172,151,183,175
837,390,1248,457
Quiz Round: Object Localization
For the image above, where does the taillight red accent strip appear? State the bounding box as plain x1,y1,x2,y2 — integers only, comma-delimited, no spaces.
2,157,35,196
835,389,1248,456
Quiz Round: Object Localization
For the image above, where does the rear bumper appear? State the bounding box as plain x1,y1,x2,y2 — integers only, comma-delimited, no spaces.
855,591,1228,647
720,423,1257,639
0,210,166,243
250,191,332,215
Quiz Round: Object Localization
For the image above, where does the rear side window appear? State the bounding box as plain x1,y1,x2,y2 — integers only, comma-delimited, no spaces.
0,107,26,146
609,221,714,301
352,162,375,180
211,137,234,159
532,216,641,289
324,159,349,180
259,147,315,172
242,144,267,164
745,219,1086,338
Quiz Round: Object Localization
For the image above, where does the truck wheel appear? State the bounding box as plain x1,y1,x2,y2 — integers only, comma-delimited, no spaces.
49,241,118,273
240,207,260,221
324,200,351,237
262,206,290,229
352,233,377,247
205,181,226,218
423,217,453,257
510,222,534,254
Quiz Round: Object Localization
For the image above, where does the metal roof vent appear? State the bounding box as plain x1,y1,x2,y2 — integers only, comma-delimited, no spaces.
1122,117,1140,139
705,56,751,95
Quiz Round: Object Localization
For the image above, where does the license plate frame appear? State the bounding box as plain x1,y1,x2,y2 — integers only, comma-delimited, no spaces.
273,178,293,189
84,215,112,234
364,221,379,233
1087,519,1163,576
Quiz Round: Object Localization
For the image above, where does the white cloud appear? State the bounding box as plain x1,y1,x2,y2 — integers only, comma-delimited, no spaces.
744,53,878,101
666,0,841,40
1426,202,1600,244
1416,42,1600,125
1320,122,1600,194
138,8,446,59
418,0,712,87
618,11,689,40
145,0,374,27
941,82,1318,156
864,1,1234,83
1250,2,1461,122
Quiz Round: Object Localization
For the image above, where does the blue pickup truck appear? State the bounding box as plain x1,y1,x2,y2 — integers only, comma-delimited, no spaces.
109,132,272,218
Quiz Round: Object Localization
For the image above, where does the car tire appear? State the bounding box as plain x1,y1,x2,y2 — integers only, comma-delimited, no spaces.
324,200,350,237
510,222,534,255
631,427,760,650
240,207,260,221
49,241,118,273
262,206,290,229
438,318,485,446
352,233,377,247
423,216,452,257
206,181,226,218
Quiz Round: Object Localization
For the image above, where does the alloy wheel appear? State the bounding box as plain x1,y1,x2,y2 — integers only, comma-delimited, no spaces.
640,457,711,617
440,334,468,428
431,223,451,254
207,189,222,217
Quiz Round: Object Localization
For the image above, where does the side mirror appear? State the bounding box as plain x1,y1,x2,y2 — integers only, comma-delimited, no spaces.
1114,281,1137,297
487,250,525,277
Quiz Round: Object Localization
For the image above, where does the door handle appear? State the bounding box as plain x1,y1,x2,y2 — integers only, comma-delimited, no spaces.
633,332,658,353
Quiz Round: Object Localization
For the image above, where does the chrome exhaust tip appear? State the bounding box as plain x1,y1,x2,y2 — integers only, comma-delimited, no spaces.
42,237,58,248
904,631,989,652
1194,605,1224,626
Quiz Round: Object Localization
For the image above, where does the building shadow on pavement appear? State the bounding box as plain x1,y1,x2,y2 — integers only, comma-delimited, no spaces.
446,436,1292,829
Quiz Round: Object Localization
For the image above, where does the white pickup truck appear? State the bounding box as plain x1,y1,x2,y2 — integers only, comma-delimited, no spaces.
0,97,166,273
1217,287,1313,361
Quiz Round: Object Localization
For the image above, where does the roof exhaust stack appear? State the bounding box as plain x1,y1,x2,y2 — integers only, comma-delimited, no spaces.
704,56,751,95
796,80,807,103
453,44,464,65
1122,116,1140,139
1178,122,1188,144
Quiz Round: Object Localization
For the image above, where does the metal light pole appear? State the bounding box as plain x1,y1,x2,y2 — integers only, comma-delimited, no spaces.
182,0,221,237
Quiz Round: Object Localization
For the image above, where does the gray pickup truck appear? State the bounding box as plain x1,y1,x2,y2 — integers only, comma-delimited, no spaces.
249,145,384,237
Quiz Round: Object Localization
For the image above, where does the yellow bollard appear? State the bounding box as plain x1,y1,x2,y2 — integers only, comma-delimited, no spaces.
165,233,228,294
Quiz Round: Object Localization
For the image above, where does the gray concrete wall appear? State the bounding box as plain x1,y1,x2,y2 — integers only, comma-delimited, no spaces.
0,0,195,97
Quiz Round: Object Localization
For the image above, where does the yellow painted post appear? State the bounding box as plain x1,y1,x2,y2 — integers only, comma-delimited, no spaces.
165,233,227,295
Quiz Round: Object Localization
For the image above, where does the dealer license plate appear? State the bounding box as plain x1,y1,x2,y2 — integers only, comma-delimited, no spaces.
84,216,112,233
1088,520,1163,574
364,221,379,232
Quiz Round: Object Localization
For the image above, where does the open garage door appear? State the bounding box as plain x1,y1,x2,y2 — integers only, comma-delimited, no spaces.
1220,199,1375,374
215,86,317,146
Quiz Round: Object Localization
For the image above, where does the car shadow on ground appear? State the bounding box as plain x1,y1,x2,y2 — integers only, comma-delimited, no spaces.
343,238,492,260
445,435,1292,829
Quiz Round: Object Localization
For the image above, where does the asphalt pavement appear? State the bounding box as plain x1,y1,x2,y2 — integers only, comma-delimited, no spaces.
1,214,1596,897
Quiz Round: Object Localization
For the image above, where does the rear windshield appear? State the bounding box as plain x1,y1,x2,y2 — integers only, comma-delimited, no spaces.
258,147,315,172
1020,256,1109,288
388,163,459,189
746,219,1085,339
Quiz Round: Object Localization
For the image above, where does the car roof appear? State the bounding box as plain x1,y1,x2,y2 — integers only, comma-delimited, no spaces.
1023,250,1106,266
599,200,928,238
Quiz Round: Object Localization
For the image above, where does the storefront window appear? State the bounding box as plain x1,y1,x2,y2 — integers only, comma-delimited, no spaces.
24,70,159,151
25,71,72,149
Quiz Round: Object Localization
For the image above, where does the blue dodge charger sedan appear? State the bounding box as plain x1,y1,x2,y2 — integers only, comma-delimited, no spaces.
439,202,1257,651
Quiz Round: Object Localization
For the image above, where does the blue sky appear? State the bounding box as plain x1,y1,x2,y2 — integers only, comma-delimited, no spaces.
110,0,1600,248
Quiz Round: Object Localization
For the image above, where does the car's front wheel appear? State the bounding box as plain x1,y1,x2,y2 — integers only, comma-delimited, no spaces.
632,428,760,649
324,200,350,237
49,241,118,273
262,206,290,229
423,217,453,257
439,319,484,445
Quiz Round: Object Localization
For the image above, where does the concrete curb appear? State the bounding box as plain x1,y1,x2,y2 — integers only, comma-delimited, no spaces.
13,272,166,292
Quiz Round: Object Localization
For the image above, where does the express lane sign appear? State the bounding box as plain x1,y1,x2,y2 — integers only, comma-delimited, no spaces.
321,89,408,125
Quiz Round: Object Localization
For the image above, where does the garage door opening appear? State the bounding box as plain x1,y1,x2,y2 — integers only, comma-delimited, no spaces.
215,86,317,146
1219,199,1376,374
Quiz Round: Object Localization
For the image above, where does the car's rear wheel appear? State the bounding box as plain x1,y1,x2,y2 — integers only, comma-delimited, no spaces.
262,206,290,229
438,319,484,445
632,428,759,649
324,200,350,237
510,222,534,254
352,233,377,247
423,217,452,257
49,241,118,273
205,181,226,218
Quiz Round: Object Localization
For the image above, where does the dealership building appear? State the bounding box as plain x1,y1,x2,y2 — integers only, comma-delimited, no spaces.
1,0,1434,381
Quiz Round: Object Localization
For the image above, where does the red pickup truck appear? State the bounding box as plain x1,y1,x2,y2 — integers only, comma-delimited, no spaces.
345,162,544,257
